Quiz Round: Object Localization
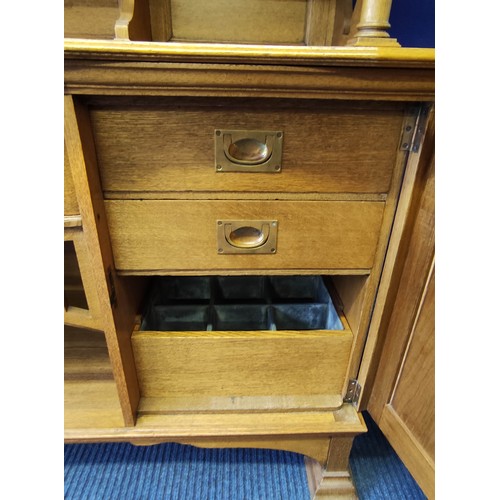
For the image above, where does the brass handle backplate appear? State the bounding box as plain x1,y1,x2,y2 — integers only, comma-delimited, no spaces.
217,220,278,254
215,129,283,173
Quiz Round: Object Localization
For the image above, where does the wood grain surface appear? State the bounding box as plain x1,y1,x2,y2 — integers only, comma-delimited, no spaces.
306,0,351,46
64,229,104,331
391,267,435,458
64,58,434,102
169,0,307,44
65,95,143,425
64,39,435,68
137,394,345,414
64,326,124,428
64,0,119,39
65,403,366,442
132,328,352,410
367,142,435,498
181,436,331,464
90,98,404,195
104,199,385,272
64,143,79,215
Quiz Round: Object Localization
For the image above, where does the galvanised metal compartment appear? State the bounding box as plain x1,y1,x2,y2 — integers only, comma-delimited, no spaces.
140,275,344,332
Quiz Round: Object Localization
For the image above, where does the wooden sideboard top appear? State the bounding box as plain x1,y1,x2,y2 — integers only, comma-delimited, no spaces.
64,39,435,68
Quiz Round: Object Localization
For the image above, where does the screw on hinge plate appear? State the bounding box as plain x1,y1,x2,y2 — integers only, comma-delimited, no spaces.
344,379,361,405
400,105,430,153
411,104,431,153
107,267,117,308
400,121,415,151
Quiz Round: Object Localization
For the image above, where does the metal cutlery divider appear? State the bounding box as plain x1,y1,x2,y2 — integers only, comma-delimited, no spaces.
140,276,344,331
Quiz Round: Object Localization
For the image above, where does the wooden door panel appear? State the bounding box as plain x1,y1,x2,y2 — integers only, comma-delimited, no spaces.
377,264,435,498
390,268,435,458
368,141,435,499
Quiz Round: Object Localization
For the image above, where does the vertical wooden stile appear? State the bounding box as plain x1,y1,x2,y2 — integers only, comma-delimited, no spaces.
64,95,141,426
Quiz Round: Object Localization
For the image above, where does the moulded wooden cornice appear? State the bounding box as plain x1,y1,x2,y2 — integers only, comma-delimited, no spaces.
64,40,435,101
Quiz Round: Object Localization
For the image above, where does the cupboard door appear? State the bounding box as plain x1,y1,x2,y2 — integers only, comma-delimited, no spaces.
367,151,435,499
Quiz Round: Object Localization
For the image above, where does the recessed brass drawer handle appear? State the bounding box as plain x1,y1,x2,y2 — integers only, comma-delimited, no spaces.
225,137,272,165
217,220,278,254
215,129,283,173
226,224,270,248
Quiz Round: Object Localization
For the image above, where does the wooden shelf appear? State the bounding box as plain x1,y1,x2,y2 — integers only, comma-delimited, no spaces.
65,405,366,464
136,403,366,437
64,403,366,442
64,326,124,429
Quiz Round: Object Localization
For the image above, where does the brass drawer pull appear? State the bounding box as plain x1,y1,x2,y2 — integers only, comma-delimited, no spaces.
215,130,283,173
217,220,278,254
226,137,272,165
226,225,270,248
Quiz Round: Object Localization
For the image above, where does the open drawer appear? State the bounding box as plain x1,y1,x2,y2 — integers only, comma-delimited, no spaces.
132,275,353,414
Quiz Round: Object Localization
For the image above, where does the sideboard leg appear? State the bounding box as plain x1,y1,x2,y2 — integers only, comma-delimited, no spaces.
307,436,358,499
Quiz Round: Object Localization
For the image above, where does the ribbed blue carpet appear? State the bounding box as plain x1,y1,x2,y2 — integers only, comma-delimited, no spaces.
350,412,426,499
64,412,426,499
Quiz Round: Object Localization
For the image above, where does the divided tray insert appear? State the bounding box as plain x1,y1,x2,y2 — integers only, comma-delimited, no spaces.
133,275,353,413
140,275,344,332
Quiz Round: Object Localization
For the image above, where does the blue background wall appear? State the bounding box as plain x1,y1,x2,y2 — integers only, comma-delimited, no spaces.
388,0,435,48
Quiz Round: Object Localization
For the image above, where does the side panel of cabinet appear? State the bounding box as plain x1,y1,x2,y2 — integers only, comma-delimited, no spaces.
65,95,146,427
367,151,435,499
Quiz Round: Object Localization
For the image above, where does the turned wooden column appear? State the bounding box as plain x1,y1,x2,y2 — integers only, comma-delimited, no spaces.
348,0,400,47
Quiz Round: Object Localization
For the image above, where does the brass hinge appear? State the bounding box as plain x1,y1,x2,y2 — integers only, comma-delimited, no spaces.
400,104,431,153
344,379,361,405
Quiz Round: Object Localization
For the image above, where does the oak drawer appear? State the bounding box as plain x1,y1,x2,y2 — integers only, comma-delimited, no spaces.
105,199,385,272
133,275,353,413
91,98,406,196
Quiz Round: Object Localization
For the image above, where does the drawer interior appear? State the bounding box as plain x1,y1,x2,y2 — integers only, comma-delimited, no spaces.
141,276,344,332
132,275,353,414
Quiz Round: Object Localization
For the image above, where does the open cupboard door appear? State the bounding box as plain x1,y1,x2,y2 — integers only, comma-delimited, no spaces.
359,114,435,499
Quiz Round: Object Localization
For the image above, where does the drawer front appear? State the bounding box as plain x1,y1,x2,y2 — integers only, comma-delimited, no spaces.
133,274,353,413
105,199,385,272
91,99,405,195
132,329,353,413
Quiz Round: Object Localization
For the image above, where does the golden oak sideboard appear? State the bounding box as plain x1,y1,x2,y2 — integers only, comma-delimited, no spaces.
64,29,435,498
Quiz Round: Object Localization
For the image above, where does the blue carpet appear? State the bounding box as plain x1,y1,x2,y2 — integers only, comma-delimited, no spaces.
350,412,426,499
64,444,310,500
64,412,426,499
